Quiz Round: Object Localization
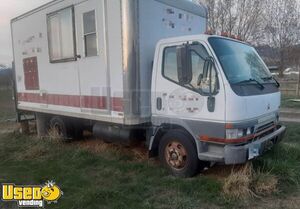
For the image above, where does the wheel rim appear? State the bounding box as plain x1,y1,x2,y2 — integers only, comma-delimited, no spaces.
165,141,187,170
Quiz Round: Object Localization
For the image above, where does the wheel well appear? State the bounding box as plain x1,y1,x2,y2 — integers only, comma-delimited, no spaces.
149,124,196,158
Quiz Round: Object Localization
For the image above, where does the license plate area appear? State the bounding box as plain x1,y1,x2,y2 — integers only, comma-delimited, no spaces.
248,143,261,160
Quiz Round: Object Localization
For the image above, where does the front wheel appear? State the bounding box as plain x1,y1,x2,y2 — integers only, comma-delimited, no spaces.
159,130,200,177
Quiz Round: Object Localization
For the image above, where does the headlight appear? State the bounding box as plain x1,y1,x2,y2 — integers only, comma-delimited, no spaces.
226,127,254,140
226,129,244,139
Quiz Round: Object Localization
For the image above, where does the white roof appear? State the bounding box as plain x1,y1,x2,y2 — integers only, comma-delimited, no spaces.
12,0,207,23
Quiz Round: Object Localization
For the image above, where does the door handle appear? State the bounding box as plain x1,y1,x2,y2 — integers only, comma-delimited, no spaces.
76,55,82,59
157,97,162,110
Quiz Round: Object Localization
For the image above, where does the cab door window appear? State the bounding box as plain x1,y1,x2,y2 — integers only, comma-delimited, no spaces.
163,47,179,83
162,43,219,95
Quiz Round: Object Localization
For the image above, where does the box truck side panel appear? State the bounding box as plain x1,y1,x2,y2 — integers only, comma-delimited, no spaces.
12,0,125,124
12,0,207,125
138,0,207,117
12,1,82,107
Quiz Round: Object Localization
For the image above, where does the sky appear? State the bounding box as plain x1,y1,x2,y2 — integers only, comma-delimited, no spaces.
0,0,52,66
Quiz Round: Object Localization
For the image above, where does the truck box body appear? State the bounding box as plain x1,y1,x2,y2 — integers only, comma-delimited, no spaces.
11,0,207,125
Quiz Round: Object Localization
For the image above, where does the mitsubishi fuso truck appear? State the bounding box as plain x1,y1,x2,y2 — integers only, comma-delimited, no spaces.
11,0,286,177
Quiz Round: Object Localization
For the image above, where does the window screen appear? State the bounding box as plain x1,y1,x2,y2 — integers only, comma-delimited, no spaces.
83,10,97,57
47,7,75,62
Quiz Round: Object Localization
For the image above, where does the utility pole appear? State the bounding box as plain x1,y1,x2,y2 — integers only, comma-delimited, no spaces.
297,66,300,97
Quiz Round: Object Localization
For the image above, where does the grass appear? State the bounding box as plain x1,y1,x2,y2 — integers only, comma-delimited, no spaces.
253,123,300,193
0,132,224,209
281,96,300,109
0,88,16,121
0,123,299,209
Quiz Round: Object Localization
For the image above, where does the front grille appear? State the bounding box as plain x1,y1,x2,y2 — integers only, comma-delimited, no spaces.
256,121,275,133
253,121,276,141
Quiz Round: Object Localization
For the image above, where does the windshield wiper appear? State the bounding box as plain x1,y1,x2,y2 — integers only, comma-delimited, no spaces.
235,78,265,90
261,76,280,88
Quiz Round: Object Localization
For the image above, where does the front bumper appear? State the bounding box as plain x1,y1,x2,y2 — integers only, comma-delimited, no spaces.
224,125,286,165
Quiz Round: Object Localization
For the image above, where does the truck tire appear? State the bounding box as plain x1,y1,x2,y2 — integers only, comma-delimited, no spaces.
49,116,73,142
159,129,200,177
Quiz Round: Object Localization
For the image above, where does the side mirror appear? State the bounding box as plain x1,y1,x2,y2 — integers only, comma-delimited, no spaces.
207,96,216,112
176,44,192,85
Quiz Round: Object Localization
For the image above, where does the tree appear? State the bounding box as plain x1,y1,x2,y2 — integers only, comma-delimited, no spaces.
235,0,265,43
264,0,300,74
195,0,266,42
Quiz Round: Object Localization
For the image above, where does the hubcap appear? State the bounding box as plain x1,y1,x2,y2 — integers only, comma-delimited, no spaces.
165,141,187,170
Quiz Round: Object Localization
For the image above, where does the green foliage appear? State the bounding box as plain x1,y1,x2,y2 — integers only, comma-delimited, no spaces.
281,96,300,109
0,123,299,208
0,132,225,209
0,89,15,121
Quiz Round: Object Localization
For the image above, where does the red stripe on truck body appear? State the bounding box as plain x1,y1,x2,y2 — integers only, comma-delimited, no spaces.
17,93,123,112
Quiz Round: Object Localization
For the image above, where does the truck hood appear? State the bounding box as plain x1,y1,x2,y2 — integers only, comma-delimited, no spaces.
226,90,281,122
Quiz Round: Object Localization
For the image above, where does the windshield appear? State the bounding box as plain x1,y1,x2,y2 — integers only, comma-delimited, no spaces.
208,37,271,84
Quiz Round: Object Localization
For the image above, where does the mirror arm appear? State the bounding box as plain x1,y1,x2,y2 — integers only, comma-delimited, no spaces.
209,63,213,96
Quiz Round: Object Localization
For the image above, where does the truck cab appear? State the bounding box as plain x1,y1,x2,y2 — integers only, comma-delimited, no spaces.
150,34,286,177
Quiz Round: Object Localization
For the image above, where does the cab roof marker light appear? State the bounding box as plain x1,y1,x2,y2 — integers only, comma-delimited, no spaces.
236,35,243,41
205,29,214,35
221,31,229,37
230,34,237,39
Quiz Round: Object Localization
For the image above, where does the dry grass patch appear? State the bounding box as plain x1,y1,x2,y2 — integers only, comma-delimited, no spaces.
223,163,255,199
21,144,48,159
0,121,18,134
223,163,278,199
47,127,62,141
252,170,278,195
76,138,149,162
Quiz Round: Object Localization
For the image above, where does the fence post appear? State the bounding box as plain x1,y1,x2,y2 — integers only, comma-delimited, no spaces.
297,67,300,97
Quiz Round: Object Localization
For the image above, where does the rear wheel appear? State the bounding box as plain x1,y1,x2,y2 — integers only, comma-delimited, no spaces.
159,130,200,177
49,116,71,142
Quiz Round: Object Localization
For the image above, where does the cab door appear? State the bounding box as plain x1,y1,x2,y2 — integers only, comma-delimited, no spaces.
75,0,110,113
152,41,225,125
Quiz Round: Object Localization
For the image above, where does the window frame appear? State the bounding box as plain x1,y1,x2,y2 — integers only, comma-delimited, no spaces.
162,46,179,83
47,6,77,63
83,10,98,57
161,42,220,96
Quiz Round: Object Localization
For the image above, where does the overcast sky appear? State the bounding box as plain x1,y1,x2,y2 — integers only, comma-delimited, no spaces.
0,0,52,66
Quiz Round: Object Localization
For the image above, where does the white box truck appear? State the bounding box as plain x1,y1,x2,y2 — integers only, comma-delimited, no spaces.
11,0,286,177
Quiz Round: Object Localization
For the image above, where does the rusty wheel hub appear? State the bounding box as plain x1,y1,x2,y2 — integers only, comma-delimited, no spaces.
165,141,187,169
